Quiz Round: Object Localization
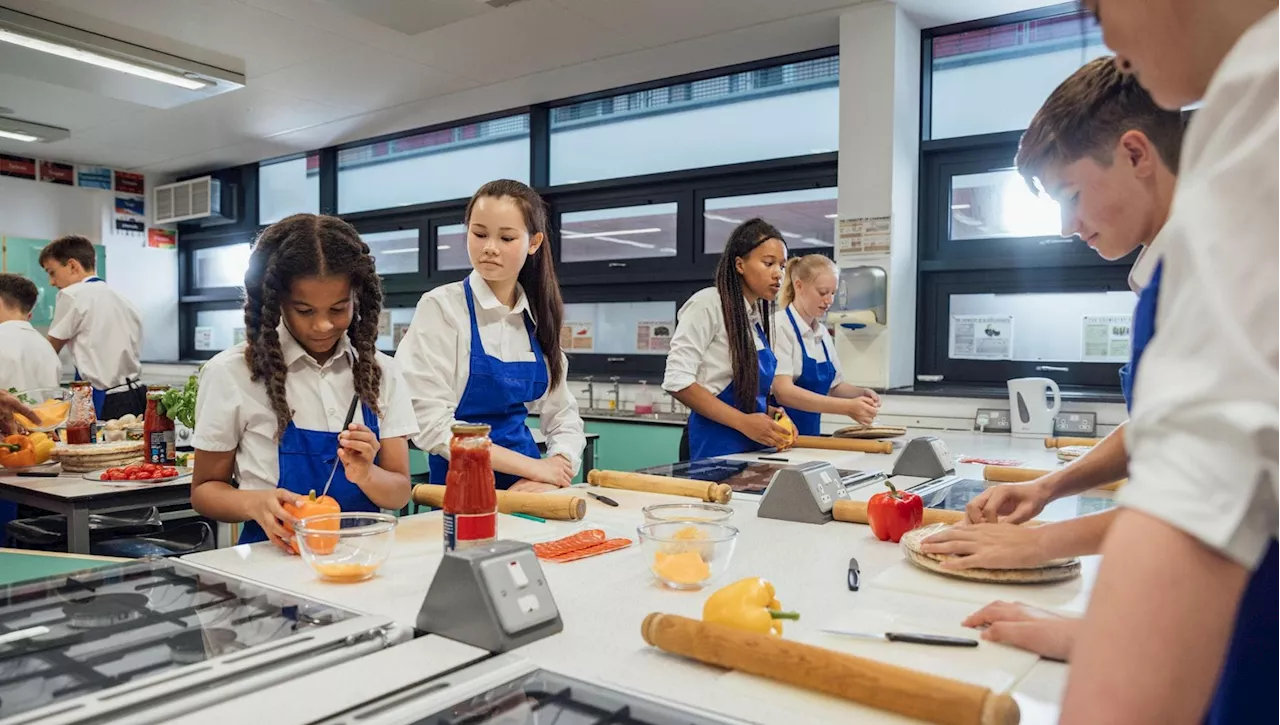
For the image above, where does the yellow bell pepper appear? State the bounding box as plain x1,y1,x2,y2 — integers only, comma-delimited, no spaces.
29,432,55,465
701,577,799,637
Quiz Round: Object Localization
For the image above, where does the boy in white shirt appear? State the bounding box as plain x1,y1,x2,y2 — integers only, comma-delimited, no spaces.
0,274,61,392
39,235,145,419
1060,2,1277,723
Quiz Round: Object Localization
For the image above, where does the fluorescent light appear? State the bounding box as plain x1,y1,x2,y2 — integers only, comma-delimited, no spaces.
0,129,39,142
703,213,744,225
951,204,971,210
824,214,838,219
781,231,800,239
437,245,451,250
380,247,417,255
0,27,211,90
560,227,661,238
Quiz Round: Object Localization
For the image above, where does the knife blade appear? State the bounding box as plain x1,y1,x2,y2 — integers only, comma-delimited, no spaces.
821,629,978,647
322,394,361,499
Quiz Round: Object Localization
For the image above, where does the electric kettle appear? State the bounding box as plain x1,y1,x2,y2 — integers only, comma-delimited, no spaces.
1007,377,1061,437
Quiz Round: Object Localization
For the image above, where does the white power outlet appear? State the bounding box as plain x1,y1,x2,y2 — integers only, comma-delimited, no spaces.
975,408,1011,433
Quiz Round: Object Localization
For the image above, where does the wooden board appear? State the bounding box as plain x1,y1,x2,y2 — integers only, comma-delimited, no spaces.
833,425,907,440
900,525,1081,585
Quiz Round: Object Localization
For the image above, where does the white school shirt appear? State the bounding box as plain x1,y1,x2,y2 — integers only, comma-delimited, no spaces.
773,303,844,388
0,320,61,392
663,287,777,398
393,270,586,473
192,324,419,493
1120,9,1279,570
46,279,142,390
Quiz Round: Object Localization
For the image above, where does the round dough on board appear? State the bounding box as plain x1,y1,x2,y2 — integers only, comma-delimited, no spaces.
900,524,1082,584
833,424,907,440
1057,445,1090,462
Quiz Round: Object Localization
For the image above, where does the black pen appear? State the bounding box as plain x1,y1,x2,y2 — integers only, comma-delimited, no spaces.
758,456,791,462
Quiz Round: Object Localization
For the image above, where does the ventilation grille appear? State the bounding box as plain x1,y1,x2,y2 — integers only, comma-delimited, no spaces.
153,176,221,224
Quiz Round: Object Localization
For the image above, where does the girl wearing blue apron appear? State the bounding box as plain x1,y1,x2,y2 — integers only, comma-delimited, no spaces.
1126,261,1277,724
770,255,881,435
189,214,417,551
395,180,585,493
663,218,791,460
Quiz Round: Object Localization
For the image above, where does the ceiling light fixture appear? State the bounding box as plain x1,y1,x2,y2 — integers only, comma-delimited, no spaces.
0,117,69,143
824,213,838,219
0,8,244,93
560,227,662,238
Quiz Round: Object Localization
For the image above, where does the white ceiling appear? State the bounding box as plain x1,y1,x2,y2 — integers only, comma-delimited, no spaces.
0,0,1056,177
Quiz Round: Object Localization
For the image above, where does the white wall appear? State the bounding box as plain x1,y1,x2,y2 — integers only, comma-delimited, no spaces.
0,175,179,362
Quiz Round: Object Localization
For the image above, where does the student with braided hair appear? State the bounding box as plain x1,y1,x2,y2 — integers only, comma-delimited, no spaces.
663,218,791,460
190,214,417,551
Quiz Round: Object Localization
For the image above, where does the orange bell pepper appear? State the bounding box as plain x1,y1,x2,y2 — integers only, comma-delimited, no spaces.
283,489,341,555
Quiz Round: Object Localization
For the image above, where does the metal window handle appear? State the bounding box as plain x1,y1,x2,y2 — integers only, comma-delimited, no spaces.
608,262,628,268
607,358,626,363
1035,365,1069,372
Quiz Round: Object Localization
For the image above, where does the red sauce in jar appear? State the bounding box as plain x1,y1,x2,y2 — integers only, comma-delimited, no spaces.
142,386,174,464
443,424,497,551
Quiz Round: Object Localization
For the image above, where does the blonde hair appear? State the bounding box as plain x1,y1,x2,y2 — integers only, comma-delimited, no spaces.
780,254,838,309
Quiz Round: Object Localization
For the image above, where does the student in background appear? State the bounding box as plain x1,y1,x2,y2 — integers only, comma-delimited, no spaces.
664,218,791,460
0,273,61,392
1056,3,1277,723
191,214,415,550
770,254,880,435
39,235,144,419
396,180,585,493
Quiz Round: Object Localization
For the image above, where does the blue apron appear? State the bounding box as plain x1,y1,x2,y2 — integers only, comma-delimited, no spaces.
687,323,778,460
1122,261,1277,723
238,402,381,545
781,307,837,436
428,278,548,490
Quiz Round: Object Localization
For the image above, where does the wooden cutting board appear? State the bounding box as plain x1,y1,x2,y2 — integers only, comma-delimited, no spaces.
834,425,908,440
899,525,1081,585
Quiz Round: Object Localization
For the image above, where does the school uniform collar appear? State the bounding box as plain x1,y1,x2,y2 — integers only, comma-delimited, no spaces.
468,270,533,321
787,303,823,336
276,320,353,370
1128,243,1162,294
0,319,35,332
742,295,764,326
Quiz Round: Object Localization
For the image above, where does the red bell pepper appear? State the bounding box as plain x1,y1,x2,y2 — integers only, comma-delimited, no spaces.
866,482,924,543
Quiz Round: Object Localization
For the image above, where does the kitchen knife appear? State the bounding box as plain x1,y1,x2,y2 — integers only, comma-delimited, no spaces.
586,491,619,507
322,394,361,499
821,629,978,647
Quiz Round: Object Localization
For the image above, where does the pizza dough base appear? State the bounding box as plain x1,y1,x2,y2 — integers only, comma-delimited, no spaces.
900,524,1082,584
833,425,907,439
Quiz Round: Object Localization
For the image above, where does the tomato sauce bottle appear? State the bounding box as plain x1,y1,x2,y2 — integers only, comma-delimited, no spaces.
443,423,498,551
65,382,96,445
143,386,175,464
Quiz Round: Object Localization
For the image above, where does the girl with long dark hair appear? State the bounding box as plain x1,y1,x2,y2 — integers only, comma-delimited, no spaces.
191,214,417,551
396,179,585,492
663,218,791,459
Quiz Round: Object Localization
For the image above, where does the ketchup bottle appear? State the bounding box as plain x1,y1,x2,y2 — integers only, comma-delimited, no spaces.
65,382,96,445
443,423,498,551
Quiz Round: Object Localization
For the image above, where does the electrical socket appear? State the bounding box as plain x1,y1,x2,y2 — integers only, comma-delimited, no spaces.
1054,412,1097,437
974,408,1011,433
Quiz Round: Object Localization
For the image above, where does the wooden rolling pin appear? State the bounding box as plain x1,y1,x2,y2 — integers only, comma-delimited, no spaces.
833,499,968,526
587,469,732,504
1044,436,1100,449
793,435,893,455
983,465,1125,492
412,484,586,521
641,614,1019,725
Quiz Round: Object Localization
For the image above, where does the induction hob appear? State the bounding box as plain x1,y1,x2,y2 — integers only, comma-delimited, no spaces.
635,458,883,495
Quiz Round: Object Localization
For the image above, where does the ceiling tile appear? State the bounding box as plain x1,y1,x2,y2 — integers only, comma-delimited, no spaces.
549,0,860,46
74,86,348,157
406,0,646,83
317,0,488,36
0,135,170,170
0,72,149,131
253,46,475,111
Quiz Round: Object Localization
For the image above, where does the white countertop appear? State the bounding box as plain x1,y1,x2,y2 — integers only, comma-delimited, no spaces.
183,430,1096,724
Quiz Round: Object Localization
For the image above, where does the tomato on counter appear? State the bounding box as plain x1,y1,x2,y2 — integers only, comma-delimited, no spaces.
103,463,180,481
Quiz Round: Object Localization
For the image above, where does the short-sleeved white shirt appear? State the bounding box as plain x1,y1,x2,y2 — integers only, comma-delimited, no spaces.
193,322,419,492
1119,9,1279,570
773,304,844,388
662,287,777,397
47,279,142,390
0,320,61,392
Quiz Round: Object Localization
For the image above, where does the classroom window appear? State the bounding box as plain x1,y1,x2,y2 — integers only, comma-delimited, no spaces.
703,187,837,254
947,290,1135,364
193,308,246,353
375,307,417,351
929,10,1107,139
362,229,419,275
559,203,679,263
549,55,839,185
949,169,1061,240
561,301,678,356
337,114,531,214
436,223,470,271
193,243,251,290
258,154,319,225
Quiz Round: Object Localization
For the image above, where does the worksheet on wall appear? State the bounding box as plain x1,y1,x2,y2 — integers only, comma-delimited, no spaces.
560,322,594,351
635,321,674,352
1081,314,1132,363
949,314,1013,360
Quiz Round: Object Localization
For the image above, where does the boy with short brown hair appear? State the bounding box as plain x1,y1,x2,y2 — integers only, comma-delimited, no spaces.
39,234,145,419
0,273,61,392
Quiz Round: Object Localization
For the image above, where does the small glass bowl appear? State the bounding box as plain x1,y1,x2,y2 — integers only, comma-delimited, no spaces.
13,388,73,433
294,513,396,583
642,502,734,524
637,520,739,591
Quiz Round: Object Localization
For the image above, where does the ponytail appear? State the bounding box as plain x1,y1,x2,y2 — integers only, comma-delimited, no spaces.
715,218,783,412
465,180,565,390
779,254,839,309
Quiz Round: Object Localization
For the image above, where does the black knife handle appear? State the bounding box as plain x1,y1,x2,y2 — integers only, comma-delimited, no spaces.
884,632,979,647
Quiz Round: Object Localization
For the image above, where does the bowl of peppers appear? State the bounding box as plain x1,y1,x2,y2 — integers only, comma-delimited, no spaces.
0,431,57,470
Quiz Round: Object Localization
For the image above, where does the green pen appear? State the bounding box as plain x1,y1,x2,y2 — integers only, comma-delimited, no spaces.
511,512,547,523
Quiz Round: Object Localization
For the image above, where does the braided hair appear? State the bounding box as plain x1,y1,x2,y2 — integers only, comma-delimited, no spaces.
242,213,384,439
715,218,783,412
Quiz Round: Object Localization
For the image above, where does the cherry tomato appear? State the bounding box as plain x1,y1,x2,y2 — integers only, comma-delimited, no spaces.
161,468,178,478
135,472,153,480
124,464,142,474
142,463,160,472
